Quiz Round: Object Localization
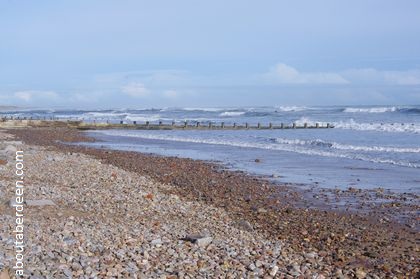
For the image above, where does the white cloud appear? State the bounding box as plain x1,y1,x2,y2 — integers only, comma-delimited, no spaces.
260,63,420,86
141,70,190,86
163,90,178,98
14,90,58,102
94,70,190,88
121,82,150,97
343,68,420,85
14,91,32,101
261,63,349,84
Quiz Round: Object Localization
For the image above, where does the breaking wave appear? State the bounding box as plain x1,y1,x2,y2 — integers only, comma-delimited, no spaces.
273,138,420,153
343,107,397,113
219,111,246,117
343,106,420,114
293,117,420,134
94,130,420,168
181,107,224,112
275,106,309,112
334,119,420,134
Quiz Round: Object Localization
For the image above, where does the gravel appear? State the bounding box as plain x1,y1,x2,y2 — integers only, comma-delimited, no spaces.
0,128,418,278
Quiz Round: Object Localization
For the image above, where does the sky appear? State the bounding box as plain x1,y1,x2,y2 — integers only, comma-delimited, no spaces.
1,0,420,109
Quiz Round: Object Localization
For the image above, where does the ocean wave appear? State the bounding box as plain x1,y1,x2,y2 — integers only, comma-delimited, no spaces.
84,112,127,118
52,114,84,119
82,112,167,122
335,119,420,134
400,107,420,114
343,106,420,114
244,111,272,117
94,131,420,168
273,138,420,153
275,106,308,112
293,117,328,126
124,114,163,122
293,117,420,134
181,107,225,112
343,107,397,113
219,111,246,117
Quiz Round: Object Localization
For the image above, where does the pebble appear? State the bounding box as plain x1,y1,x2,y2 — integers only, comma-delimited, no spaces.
25,199,56,206
151,238,163,246
0,129,416,279
269,265,279,276
355,268,367,279
248,263,256,271
196,237,213,248
305,252,317,259
236,220,254,231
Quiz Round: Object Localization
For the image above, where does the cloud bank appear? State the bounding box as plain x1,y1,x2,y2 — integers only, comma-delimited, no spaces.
1,63,419,108
14,90,58,102
260,63,420,86
121,82,150,98
343,68,420,85
261,63,349,84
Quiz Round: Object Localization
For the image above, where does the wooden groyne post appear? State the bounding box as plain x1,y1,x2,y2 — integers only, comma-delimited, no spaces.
0,115,335,130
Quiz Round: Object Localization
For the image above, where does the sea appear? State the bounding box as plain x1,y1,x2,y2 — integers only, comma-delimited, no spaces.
2,105,420,193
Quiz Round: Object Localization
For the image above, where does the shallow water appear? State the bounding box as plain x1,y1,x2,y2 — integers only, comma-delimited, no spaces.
85,128,419,193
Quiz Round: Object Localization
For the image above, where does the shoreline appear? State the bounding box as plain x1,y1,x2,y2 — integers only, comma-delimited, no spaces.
40,127,420,228
2,127,419,277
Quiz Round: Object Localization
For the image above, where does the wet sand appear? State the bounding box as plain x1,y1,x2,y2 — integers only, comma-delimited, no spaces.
6,127,420,277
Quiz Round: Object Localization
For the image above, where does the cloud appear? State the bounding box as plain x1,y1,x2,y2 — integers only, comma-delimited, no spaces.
342,68,420,85
14,91,32,101
14,90,58,102
95,70,190,87
261,63,349,84
260,63,420,87
163,90,178,98
6,64,418,108
121,82,150,97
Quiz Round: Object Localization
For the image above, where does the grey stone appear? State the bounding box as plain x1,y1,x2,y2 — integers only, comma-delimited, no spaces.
63,269,72,278
236,220,253,231
8,198,23,207
257,208,267,214
269,265,279,276
183,235,213,248
4,145,18,153
25,200,56,206
151,238,162,246
196,236,213,248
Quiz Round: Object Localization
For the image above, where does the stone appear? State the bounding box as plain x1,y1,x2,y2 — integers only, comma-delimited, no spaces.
355,268,367,279
4,145,18,153
0,269,10,279
269,265,279,277
257,208,267,214
182,234,213,248
25,200,56,206
151,238,162,246
63,269,72,277
305,252,317,259
196,237,213,248
0,130,415,278
248,263,256,271
236,220,253,231
255,260,263,268
8,198,21,207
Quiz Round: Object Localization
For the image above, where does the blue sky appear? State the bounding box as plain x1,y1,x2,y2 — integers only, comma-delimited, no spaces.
1,0,420,108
